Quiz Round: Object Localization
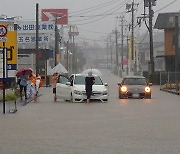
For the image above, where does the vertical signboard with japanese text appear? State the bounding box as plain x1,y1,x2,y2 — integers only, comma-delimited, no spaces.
0,22,17,72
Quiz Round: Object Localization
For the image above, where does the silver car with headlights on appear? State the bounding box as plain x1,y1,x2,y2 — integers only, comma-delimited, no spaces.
117,76,152,99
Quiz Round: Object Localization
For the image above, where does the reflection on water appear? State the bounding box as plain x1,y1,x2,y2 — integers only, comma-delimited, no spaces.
118,99,128,105
118,98,153,105
144,98,153,104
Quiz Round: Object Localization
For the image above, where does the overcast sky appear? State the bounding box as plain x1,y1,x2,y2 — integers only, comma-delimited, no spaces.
0,0,180,46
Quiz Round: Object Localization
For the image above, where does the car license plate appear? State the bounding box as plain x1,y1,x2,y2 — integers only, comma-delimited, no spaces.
132,94,139,98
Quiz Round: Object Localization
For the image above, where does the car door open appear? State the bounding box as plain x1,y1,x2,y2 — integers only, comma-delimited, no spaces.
56,75,71,100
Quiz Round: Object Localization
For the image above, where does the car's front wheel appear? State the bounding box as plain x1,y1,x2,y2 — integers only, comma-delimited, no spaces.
119,93,125,99
145,94,151,99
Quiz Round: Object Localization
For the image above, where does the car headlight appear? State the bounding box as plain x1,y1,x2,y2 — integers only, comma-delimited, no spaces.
74,90,82,95
145,86,151,93
102,90,108,95
121,86,127,92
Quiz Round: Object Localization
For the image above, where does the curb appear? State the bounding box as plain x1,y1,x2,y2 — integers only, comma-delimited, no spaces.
160,89,179,95
19,94,43,106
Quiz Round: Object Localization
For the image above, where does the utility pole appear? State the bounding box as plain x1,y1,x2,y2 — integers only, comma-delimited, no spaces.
137,0,156,75
131,1,134,63
36,3,39,75
175,15,180,88
54,16,58,66
126,0,139,74
148,0,154,74
66,40,69,71
120,16,125,71
115,28,118,74
106,37,109,68
110,34,113,70
138,0,156,74
126,35,129,75
94,40,97,68
72,36,75,73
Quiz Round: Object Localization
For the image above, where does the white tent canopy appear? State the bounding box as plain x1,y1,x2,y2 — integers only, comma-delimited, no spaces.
51,63,68,75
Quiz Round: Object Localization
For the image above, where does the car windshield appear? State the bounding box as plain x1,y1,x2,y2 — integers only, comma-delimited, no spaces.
123,78,147,85
74,76,103,85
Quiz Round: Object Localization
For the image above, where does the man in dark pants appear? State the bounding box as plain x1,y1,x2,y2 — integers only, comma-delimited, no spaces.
85,71,95,103
19,71,28,100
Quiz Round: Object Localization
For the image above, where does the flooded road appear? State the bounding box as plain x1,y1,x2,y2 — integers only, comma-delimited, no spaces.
0,69,180,154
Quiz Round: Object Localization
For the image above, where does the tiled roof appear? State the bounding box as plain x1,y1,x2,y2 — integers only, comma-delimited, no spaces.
154,12,180,29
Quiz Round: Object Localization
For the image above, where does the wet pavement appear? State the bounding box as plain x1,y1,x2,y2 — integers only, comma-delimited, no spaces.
0,70,180,154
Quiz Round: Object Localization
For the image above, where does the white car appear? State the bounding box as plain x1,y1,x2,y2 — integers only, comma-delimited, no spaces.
56,74,109,103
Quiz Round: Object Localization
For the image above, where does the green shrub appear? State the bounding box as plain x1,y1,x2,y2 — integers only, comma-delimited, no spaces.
5,93,17,101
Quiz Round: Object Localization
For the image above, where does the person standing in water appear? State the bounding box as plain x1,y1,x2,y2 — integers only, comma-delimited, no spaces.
85,71,95,103
52,73,59,101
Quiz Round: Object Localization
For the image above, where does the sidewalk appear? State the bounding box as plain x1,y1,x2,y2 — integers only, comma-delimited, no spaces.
0,88,44,114
160,88,179,95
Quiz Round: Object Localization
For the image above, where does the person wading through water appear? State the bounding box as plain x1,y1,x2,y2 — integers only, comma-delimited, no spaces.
85,71,95,103
52,73,59,101
19,70,28,100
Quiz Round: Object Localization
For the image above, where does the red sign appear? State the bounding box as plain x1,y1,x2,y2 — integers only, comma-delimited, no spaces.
0,25,7,37
41,9,68,25
123,59,128,65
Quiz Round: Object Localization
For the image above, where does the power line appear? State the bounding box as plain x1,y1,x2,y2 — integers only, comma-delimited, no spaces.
69,0,120,15
73,0,130,25
137,31,148,44
155,0,178,13
69,12,125,18
78,28,110,34
70,0,130,23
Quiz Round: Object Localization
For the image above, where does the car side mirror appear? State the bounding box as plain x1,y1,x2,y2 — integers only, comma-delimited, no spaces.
66,82,71,86
104,83,108,86
117,82,122,86
149,83,152,86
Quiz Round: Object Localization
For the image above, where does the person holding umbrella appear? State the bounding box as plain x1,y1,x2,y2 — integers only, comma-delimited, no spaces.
16,68,32,100
85,71,95,103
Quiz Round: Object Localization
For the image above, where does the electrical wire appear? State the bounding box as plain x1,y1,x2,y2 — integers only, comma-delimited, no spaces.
69,12,125,18
70,0,130,23
137,30,148,44
72,0,130,25
69,0,120,15
78,28,110,34
154,0,178,13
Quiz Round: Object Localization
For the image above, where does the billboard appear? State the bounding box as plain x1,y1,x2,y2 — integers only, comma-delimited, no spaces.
41,9,68,25
17,21,55,34
0,22,17,71
17,21,54,44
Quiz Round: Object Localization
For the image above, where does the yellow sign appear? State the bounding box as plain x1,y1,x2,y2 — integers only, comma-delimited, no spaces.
0,22,17,70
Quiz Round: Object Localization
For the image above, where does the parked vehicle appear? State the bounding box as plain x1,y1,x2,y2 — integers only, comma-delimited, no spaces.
56,74,109,102
117,76,152,99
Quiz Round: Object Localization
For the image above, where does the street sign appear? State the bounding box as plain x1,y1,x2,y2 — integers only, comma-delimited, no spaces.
0,51,7,79
0,37,7,42
0,25,7,37
0,22,17,71
42,9,68,25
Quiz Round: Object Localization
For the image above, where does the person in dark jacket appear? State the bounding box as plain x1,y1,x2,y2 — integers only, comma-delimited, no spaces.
19,71,28,100
85,71,95,103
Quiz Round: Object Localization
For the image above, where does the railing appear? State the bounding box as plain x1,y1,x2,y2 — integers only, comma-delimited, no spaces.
160,72,180,94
